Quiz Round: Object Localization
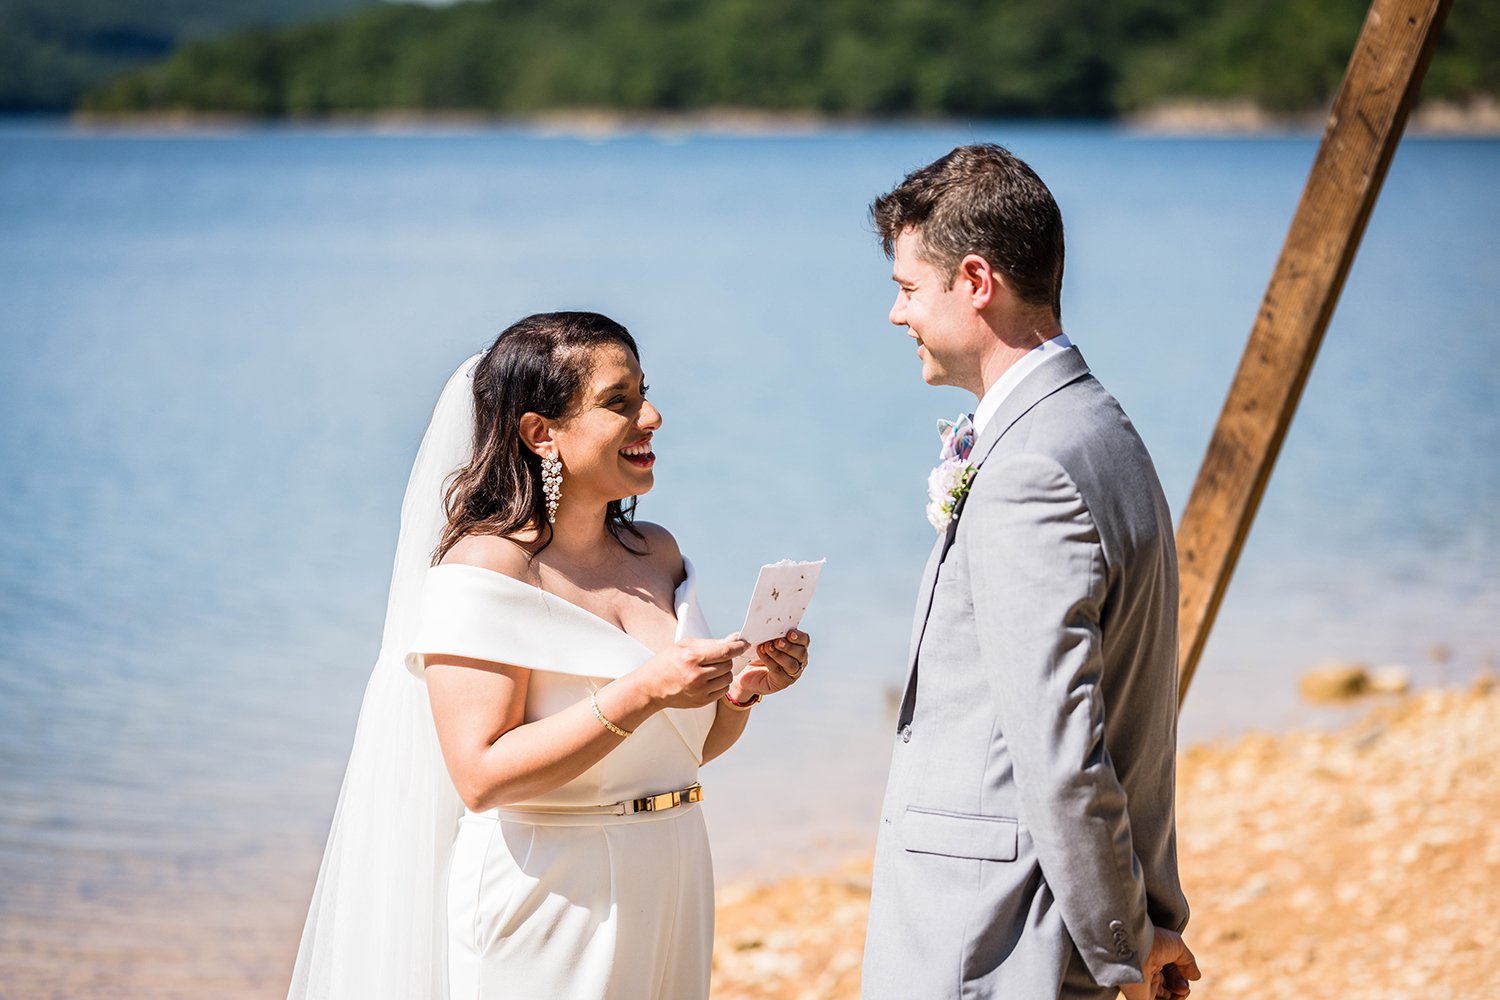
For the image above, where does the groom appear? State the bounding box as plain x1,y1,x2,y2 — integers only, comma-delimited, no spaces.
862,144,1198,1000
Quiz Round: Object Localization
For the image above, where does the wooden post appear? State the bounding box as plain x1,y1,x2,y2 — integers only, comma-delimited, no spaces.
1174,0,1452,706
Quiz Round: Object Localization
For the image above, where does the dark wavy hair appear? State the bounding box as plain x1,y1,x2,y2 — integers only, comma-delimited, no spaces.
434,311,646,564
872,143,1065,319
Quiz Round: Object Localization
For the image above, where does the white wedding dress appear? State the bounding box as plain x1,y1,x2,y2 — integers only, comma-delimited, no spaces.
407,562,720,1000
287,354,718,1000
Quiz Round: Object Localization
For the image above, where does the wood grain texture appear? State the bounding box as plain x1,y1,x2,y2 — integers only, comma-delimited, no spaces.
1175,0,1453,705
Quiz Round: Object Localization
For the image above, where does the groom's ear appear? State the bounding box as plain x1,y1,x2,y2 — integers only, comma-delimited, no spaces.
517,412,554,456
958,253,997,310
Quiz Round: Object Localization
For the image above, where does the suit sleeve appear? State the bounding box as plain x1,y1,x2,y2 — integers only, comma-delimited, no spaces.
965,451,1152,987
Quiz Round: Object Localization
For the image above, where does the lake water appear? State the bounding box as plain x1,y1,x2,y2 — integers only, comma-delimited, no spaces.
1,119,1496,996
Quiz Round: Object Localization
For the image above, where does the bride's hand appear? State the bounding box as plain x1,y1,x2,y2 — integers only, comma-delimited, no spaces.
728,629,810,701
636,635,749,710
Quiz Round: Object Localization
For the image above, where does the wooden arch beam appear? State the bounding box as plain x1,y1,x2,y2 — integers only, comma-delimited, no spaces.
1174,0,1454,706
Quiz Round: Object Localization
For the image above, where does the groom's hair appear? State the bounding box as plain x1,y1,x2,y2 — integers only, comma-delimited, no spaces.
872,143,1064,320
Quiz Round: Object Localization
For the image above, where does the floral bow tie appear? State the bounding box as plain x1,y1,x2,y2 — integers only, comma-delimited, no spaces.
936,413,975,462
927,413,976,533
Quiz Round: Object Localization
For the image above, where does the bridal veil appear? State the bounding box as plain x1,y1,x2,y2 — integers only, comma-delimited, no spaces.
288,354,482,1000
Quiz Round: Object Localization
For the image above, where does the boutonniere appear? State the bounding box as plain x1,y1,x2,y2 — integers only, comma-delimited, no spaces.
926,458,975,533
927,413,976,533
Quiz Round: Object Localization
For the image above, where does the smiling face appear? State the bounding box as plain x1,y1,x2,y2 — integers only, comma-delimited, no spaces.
547,342,661,505
889,229,985,393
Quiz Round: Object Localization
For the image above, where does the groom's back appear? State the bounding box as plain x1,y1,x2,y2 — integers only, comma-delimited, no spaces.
1015,372,1189,939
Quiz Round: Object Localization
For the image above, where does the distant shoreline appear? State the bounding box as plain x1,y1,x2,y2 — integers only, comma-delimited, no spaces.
1124,95,1500,137
52,97,1500,139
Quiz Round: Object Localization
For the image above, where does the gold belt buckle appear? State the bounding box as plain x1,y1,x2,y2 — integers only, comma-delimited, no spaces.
630,783,703,813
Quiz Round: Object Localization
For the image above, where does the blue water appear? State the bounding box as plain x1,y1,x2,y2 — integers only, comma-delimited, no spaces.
1,119,1496,995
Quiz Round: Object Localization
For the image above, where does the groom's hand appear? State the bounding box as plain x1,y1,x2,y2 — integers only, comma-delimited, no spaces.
727,629,810,701
1119,925,1200,1000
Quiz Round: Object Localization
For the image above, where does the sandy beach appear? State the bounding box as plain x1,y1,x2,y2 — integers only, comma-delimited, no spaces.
712,680,1500,999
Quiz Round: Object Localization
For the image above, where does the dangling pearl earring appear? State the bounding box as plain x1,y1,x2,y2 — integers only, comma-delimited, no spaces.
541,452,563,524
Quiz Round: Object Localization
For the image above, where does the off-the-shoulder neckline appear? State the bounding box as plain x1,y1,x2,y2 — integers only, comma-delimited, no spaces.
428,560,692,652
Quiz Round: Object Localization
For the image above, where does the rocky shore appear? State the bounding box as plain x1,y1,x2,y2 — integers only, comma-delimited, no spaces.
1125,96,1500,136
712,680,1500,999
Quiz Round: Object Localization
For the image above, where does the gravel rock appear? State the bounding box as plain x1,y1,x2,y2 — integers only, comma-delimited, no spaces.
713,685,1500,999
1367,664,1411,694
1298,660,1370,702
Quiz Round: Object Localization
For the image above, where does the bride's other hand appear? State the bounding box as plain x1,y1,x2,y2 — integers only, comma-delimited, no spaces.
636,635,749,710
729,629,810,700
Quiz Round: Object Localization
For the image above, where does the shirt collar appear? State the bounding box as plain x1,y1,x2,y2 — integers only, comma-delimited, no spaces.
971,332,1073,439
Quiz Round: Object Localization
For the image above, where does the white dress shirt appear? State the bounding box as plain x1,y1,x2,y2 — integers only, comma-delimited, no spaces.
971,332,1074,440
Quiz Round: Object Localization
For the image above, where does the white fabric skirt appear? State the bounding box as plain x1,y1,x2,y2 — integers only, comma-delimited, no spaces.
447,803,714,1000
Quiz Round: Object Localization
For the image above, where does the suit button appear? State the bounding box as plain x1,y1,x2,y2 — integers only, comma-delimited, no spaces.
900,725,912,743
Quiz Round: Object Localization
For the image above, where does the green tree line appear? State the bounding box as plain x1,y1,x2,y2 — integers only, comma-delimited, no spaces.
71,0,1500,118
0,0,377,110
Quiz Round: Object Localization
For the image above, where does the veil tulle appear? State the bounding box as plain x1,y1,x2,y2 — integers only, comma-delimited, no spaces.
288,353,483,1000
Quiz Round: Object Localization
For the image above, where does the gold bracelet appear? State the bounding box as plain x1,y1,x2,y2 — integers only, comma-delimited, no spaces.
591,690,633,738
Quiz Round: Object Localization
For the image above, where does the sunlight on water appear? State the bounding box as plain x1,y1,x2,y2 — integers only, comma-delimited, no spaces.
1,121,1496,995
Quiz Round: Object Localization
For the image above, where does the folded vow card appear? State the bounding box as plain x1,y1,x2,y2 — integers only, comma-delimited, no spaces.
736,559,825,649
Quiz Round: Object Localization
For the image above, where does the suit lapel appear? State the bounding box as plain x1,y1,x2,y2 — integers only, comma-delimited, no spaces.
897,348,1094,727
967,347,1092,470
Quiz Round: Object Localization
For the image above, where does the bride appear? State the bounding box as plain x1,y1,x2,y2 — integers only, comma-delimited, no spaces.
288,312,810,1000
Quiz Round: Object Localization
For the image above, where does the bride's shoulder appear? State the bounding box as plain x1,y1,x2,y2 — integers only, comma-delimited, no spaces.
632,521,685,582
439,533,537,584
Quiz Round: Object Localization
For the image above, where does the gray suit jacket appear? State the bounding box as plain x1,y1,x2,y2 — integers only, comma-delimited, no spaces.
863,349,1189,999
